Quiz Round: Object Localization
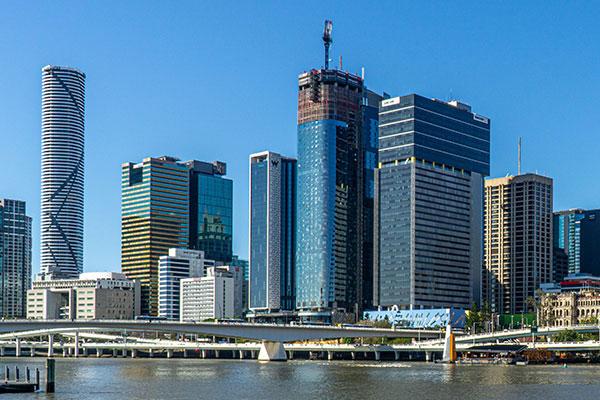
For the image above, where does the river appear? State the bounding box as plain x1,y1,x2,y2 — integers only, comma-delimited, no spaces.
1,358,599,399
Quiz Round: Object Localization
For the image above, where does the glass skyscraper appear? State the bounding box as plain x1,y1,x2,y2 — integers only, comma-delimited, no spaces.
121,156,190,316
185,160,233,264
40,65,85,279
0,199,32,318
374,95,490,310
554,209,600,276
296,67,382,319
249,151,296,314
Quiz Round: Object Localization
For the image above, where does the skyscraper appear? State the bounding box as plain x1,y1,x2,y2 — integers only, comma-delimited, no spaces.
0,199,32,318
185,160,233,264
121,156,190,316
483,174,553,314
249,151,296,315
40,65,85,279
374,95,491,310
554,209,600,277
295,21,381,320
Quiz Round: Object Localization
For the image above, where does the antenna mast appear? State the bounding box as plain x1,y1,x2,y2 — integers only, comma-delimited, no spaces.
323,20,333,69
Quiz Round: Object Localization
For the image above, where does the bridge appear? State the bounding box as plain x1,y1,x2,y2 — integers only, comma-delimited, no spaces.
0,320,441,361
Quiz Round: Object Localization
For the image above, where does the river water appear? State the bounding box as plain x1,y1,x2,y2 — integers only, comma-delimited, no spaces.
2,358,600,399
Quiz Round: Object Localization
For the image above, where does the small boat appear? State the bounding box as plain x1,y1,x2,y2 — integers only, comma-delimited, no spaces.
0,382,38,394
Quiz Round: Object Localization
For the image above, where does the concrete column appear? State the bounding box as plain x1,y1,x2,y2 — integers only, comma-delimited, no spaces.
131,349,137,358
0,346,5,357
364,352,368,359
351,352,356,360
425,351,432,362
167,349,173,358
288,351,294,360
112,349,118,357
239,350,244,359
15,338,22,357
214,350,220,358
374,351,381,361
96,349,102,358
251,350,256,359
257,341,287,362
74,332,80,358
394,351,400,361
201,350,207,359
327,351,334,361
48,335,54,357
63,348,68,357
148,349,154,358
82,347,88,357
30,346,36,357
183,350,188,358
122,349,127,357
408,353,413,361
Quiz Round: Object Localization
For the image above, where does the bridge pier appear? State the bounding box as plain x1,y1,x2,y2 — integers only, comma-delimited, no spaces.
0,346,5,357
327,351,334,361
425,351,432,362
394,351,400,361
351,352,356,360
82,346,88,357
148,349,154,358
287,350,294,360
131,349,137,358
48,335,54,357
201,350,207,359
63,348,68,357
15,338,21,357
74,332,80,357
167,349,173,358
30,346,36,357
214,350,220,358
183,350,188,358
113,349,118,357
97,349,102,357
251,350,256,359
374,351,381,361
258,341,286,362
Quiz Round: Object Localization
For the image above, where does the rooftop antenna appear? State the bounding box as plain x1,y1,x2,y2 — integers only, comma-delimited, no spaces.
323,20,333,69
518,137,522,175
361,67,365,80
339,55,343,70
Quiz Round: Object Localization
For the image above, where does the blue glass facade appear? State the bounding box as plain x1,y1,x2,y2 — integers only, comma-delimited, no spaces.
296,120,344,310
554,209,600,276
250,152,296,312
186,161,233,264
375,95,490,310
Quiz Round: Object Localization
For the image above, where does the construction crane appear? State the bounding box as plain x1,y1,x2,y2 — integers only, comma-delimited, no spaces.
323,20,333,69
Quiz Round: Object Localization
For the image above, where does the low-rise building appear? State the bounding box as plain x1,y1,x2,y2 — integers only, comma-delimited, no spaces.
180,267,233,321
158,248,215,320
27,272,140,320
539,289,600,327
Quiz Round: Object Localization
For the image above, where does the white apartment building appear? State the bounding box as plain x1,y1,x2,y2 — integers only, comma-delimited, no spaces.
158,248,215,320
180,267,233,321
27,272,140,320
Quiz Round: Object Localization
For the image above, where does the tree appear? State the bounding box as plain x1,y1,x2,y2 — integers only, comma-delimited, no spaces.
554,329,580,342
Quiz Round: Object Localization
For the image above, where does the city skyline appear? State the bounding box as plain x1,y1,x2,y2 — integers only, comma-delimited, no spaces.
1,3,600,274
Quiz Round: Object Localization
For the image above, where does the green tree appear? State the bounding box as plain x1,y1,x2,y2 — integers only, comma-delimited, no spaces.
554,329,580,342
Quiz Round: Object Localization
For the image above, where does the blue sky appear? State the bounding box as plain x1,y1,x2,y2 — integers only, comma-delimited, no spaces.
1,1,599,273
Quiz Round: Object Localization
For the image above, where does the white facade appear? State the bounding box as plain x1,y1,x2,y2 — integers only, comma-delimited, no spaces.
158,248,215,320
180,267,233,321
27,272,140,320
217,265,244,318
40,65,86,279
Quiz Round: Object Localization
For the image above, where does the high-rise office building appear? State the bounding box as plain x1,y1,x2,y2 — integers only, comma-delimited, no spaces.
374,95,490,310
249,151,296,314
483,174,553,314
554,209,600,277
295,21,382,320
40,65,85,279
0,199,32,318
121,156,190,316
158,248,215,320
185,160,233,264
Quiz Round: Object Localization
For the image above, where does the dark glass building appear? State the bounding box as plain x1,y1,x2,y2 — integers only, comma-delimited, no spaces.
249,151,296,313
184,160,233,264
374,95,490,310
554,209,600,277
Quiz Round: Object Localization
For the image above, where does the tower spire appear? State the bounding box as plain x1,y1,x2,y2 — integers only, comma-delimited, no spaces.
323,20,333,69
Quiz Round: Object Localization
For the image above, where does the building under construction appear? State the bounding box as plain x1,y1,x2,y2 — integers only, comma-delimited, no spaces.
295,20,383,320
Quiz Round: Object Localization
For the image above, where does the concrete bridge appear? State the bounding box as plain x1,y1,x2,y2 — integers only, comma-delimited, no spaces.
0,320,441,361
